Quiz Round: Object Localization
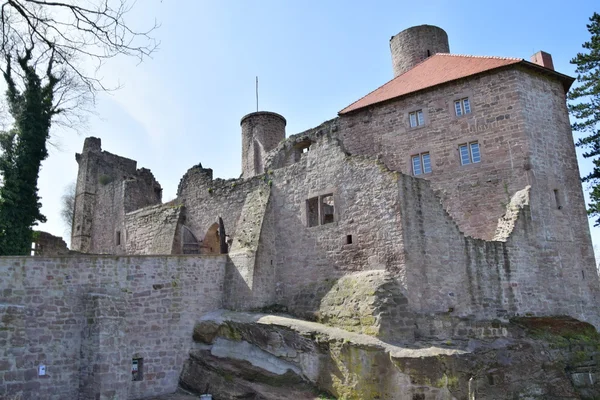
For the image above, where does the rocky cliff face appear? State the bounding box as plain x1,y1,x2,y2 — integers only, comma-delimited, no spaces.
179,311,600,400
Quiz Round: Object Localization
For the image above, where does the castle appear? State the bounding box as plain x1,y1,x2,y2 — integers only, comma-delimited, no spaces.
2,25,600,399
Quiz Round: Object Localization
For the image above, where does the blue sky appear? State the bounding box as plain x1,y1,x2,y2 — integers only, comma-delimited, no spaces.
33,0,600,253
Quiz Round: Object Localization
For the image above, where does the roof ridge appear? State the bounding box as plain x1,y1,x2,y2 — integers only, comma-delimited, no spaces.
436,53,523,61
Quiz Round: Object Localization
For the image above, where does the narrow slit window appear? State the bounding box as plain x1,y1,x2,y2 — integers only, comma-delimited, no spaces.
116,231,121,246
345,235,353,245
132,358,143,381
553,189,562,210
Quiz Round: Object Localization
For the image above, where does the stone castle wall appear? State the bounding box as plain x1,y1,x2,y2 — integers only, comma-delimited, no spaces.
71,138,162,255
0,255,226,400
255,134,600,327
263,136,405,317
338,67,531,240
123,203,184,255
175,165,265,252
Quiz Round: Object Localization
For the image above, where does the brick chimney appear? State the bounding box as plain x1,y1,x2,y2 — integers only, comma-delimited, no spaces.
530,51,554,70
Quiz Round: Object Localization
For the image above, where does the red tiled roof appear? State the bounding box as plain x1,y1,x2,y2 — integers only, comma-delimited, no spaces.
339,54,524,114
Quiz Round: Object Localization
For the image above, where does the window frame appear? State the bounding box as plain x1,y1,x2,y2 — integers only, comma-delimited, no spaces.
454,97,472,117
411,152,432,176
458,141,481,165
306,192,336,227
408,109,425,128
406,107,428,129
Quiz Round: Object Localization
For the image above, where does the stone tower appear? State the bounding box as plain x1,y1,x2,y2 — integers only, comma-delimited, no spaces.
241,111,286,178
390,25,450,77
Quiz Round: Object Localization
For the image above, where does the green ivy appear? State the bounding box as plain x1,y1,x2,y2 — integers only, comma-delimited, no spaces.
0,48,60,255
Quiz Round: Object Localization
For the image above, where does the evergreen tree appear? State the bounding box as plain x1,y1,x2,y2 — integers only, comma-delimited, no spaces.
569,12,600,225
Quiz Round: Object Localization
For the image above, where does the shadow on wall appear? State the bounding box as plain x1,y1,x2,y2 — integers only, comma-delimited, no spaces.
201,223,221,255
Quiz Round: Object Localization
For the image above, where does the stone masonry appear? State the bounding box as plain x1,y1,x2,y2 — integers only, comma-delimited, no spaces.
2,24,600,399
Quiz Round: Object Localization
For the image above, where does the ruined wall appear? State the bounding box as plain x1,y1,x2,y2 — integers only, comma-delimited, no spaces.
338,68,531,240
32,231,70,256
260,128,600,328
0,255,226,400
124,203,184,255
224,186,273,310
398,172,600,328
71,138,162,254
176,165,265,253
90,179,126,254
264,136,405,317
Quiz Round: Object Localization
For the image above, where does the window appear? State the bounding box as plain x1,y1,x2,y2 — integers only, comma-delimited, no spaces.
411,153,432,175
553,189,562,210
409,110,425,127
306,194,335,227
454,97,471,116
293,140,312,162
321,195,335,225
307,197,319,227
116,231,121,246
459,142,481,165
132,358,143,381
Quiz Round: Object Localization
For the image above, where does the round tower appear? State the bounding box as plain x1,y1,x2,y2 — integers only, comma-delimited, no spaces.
389,25,450,77
240,111,286,178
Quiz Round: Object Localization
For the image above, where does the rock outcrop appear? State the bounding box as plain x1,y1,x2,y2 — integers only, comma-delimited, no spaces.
179,311,600,399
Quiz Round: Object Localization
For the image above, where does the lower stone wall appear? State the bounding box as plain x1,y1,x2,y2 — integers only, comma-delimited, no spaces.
0,255,226,400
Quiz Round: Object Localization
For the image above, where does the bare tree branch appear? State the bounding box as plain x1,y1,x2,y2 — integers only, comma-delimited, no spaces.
0,0,158,129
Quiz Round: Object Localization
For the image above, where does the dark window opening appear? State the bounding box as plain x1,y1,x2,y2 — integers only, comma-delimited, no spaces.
306,194,335,227
413,394,425,400
132,358,143,381
293,140,313,162
427,49,431,57
488,374,495,386
116,231,121,246
321,195,335,224
345,235,353,245
307,197,319,227
554,189,562,210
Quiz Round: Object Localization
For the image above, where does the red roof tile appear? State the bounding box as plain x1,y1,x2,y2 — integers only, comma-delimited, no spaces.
339,54,524,114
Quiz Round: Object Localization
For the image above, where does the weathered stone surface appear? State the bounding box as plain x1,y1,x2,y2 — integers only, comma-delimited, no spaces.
318,270,414,342
183,311,600,400
0,255,226,400
32,231,71,256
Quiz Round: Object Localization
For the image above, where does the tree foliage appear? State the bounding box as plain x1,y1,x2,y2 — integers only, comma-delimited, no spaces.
569,12,600,225
0,1,157,255
0,46,58,254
